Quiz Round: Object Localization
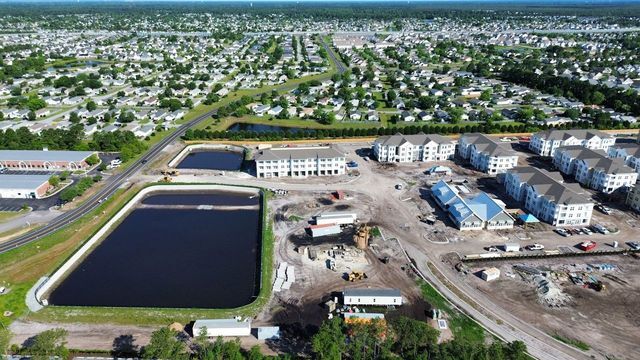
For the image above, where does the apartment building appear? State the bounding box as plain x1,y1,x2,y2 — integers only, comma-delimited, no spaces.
504,167,593,226
254,146,346,178
529,129,615,157
431,180,514,231
457,133,518,174
608,143,640,173
626,185,640,213
554,146,637,193
372,133,455,163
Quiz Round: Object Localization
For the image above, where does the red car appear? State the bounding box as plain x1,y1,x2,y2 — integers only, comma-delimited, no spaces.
578,241,597,251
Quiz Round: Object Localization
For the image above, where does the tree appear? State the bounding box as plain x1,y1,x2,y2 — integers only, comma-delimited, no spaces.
0,328,10,356
480,89,492,101
142,328,186,360
22,328,69,360
391,316,439,357
85,154,100,166
591,91,606,105
27,111,36,121
86,100,97,111
48,175,60,187
312,317,346,360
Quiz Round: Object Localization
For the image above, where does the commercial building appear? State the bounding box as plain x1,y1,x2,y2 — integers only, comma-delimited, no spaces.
372,133,455,163
504,167,593,226
343,288,403,306
457,133,518,174
554,146,637,193
192,319,251,338
254,146,345,178
0,174,52,199
431,180,514,231
608,143,640,174
529,129,615,157
0,150,97,171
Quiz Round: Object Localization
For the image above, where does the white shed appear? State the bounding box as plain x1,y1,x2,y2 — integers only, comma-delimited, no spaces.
481,267,501,282
192,319,251,337
343,288,403,306
315,212,358,226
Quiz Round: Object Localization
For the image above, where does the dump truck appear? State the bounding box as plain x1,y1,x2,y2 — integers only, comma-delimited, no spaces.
161,169,180,176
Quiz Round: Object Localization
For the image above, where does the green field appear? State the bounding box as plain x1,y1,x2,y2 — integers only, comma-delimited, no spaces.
419,280,486,343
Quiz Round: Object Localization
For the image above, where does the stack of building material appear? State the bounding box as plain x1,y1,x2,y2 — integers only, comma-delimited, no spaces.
353,224,371,249
282,265,296,290
273,262,288,292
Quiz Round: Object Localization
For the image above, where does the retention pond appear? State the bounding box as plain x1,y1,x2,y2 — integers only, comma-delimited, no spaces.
176,150,244,171
47,189,262,309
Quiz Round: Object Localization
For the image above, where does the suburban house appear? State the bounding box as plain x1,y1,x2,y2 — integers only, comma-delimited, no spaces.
503,167,593,226
372,133,455,163
554,146,637,193
254,146,346,178
457,133,518,174
529,129,616,157
431,180,514,231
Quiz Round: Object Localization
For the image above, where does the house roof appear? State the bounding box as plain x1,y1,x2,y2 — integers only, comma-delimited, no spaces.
557,146,634,174
343,288,401,298
507,167,591,205
375,132,453,147
0,174,50,189
254,146,344,161
0,150,95,162
460,133,515,157
534,129,613,142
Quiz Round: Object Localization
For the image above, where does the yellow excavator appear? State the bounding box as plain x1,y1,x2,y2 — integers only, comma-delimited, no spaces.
348,271,368,282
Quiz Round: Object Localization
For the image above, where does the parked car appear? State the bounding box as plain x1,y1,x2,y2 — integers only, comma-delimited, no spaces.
526,243,545,251
592,224,610,235
595,204,613,215
486,246,499,252
578,241,597,251
581,227,593,235
555,228,571,237
346,161,358,168
627,241,640,250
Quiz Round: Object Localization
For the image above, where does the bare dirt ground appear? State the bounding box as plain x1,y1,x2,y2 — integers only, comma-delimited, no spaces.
459,255,640,360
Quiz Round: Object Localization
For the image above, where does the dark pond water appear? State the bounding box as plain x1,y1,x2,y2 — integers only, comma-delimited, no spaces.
226,123,309,133
48,191,261,309
176,150,244,170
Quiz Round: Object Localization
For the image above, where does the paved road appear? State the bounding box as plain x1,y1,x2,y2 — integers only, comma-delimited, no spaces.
320,37,347,75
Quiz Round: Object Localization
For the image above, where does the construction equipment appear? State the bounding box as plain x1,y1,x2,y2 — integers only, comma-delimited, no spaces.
353,224,371,250
160,169,180,176
161,176,173,182
348,271,368,282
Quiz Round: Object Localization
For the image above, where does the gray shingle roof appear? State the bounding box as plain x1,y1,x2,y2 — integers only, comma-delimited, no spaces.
534,129,613,141
509,167,591,205
556,146,634,174
375,132,453,147
254,146,344,161
461,133,515,157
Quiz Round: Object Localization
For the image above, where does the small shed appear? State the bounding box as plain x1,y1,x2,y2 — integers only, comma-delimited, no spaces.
315,212,358,226
308,223,341,238
256,326,280,340
481,267,501,282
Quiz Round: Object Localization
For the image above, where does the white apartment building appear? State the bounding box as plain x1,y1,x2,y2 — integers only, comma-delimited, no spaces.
504,167,593,226
457,133,518,174
608,143,640,173
626,185,640,213
254,146,346,178
529,129,616,157
373,133,455,163
554,146,637,193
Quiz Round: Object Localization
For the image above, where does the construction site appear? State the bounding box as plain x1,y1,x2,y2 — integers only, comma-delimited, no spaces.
453,254,640,359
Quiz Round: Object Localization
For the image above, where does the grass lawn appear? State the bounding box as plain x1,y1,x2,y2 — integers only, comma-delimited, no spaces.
418,280,485,344
552,333,590,351
0,209,28,223
0,183,274,327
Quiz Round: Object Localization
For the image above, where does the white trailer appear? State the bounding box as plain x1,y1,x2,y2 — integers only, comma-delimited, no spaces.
308,223,341,237
343,288,403,306
192,319,251,337
315,212,357,226
504,243,520,252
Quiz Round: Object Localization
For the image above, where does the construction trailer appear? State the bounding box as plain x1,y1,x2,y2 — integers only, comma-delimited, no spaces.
315,212,358,226
343,288,403,306
504,243,520,252
481,267,501,281
308,223,342,237
192,319,251,337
